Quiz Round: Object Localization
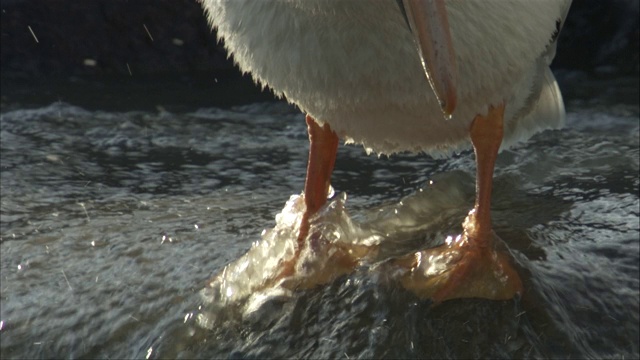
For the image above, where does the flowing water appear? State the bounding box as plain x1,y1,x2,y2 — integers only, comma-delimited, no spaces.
0,76,638,359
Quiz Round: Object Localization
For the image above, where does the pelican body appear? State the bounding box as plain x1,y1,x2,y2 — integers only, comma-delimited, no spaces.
203,0,568,155
201,0,571,303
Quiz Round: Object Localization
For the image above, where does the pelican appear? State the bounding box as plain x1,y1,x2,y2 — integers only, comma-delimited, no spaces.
201,0,571,304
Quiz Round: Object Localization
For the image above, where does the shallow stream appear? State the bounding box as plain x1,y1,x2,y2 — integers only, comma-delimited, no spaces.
1,76,638,358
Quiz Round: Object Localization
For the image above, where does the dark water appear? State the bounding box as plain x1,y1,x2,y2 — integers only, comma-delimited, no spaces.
0,77,638,359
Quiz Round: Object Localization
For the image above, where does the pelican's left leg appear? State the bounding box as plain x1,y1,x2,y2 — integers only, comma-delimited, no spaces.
393,104,523,304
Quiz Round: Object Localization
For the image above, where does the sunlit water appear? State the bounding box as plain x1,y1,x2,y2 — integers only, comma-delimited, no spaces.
1,78,638,359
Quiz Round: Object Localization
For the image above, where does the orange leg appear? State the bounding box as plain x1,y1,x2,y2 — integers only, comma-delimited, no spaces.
465,103,503,244
298,115,339,246
395,104,523,304
213,115,366,293
276,115,339,280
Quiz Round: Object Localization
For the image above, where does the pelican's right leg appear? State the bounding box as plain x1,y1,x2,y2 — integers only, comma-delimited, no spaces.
275,115,362,285
298,115,339,246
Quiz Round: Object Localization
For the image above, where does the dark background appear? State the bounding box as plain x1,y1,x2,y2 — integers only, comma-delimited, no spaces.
1,0,638,111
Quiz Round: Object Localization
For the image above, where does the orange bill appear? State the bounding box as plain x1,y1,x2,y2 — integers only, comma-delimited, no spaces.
402,0,458,117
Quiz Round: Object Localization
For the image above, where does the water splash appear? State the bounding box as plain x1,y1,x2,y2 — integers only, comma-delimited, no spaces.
196,172,476,329
199,195,302,307
197,192,384,329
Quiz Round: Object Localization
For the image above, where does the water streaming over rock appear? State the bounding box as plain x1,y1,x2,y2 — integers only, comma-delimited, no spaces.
1,78,638,358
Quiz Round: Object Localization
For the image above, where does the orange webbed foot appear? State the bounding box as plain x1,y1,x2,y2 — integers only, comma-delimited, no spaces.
391,103,522,305
392,227,523,305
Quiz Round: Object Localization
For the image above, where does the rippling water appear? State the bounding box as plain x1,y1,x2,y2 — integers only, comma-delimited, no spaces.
1,77,638,359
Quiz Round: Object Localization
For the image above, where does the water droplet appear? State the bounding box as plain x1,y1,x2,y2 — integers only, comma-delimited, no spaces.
183,312,193,323
327,185,335,199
